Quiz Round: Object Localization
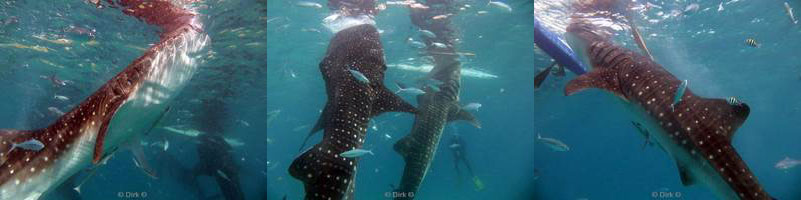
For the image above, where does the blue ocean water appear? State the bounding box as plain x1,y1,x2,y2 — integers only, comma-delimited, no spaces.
267,0,540,199
534,0,801,199
0,0,266,199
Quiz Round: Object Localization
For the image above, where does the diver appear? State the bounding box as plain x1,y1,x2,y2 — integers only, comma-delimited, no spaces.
195,131,245,200
448,132,484,191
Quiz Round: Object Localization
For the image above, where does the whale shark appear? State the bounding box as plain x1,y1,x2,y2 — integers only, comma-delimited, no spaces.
563,3,774,199
0,1,208,199
392,3,481,199
288,24,415,200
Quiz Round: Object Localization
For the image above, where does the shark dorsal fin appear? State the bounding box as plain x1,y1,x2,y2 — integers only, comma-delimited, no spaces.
694,98,750,140
564,67,626,101
677,161,696,186
372,85,416,117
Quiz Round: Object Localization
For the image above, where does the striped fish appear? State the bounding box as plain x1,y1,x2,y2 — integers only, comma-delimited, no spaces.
745,38,759,48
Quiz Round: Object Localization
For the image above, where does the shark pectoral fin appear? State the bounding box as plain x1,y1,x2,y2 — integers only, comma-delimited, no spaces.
129,141,158,179
448,108,481,129
300,103,329,152
564,67,626,100
698,98,750,140
92,121,112,164
533,62,555,89
677,162,696,186
372,86,416,116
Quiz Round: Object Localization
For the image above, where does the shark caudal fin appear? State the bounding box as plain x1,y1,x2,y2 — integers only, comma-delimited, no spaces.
0,129,43,166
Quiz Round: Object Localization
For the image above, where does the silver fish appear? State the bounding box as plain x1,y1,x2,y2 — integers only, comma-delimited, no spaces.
339,149,374,158
9,139,45,152
348,69,370,84
462,103,482,111
537,134,569,152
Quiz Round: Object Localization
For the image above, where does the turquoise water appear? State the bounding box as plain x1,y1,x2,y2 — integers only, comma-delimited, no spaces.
534,0,801,199
0,0,266,199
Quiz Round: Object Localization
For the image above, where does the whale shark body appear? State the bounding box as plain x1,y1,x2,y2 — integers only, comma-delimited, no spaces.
392,3,480,199
288,24,415,200
0,1,208,199
564,15,773,199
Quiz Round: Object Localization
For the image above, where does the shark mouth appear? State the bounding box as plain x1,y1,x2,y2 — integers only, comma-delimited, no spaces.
0,1,208,199
563,14,773,200
288,24,414,200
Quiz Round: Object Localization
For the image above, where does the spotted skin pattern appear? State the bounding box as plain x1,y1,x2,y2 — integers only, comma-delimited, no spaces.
565,22,773,200
288,24,414,200
0,1,203,199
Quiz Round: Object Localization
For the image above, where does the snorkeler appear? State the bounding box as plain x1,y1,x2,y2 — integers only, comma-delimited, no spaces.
449,134,472,179
448,133,484,191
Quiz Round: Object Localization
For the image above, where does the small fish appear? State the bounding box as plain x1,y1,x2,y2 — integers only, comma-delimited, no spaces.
48,107,65,116
163,140,169,151
419,29,437,38
296,1,323,9
487,1,512,13
348,69,370,84
395,82,425,95
371,124,379,131
462,103,482,111
431,42,447,49
684,3,700,13
432,14,451,20
537,134,570,152
216,169,232,181
409,3,429,10
775,157,801,170
477,10,489,15
727,96,741,106
300,28,322,33
671,80,688,111
717,2,724,12
745,38,759,48
237,119,250,127
339,149,374,158
384,133,392,140
409,40,426,49
54,95,70,101
449,143,461,149
786,2,798,24
7,139,45,153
